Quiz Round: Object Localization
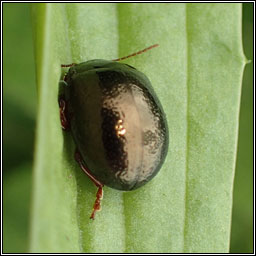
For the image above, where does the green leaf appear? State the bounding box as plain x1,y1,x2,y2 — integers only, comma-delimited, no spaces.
3,3,37,171
3,163,32,253
30,3,246,253
230,3,253,253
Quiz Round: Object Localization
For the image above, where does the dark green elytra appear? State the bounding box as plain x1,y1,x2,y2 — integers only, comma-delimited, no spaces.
64,60,169,191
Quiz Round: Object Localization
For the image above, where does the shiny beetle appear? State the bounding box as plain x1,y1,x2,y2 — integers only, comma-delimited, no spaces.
59,45,168,219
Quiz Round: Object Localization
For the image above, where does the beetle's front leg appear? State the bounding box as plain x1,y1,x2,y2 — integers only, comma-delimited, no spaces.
59,98,70,131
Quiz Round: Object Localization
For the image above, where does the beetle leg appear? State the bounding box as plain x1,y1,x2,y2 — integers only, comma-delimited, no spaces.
74,150,104,220
59,98,70,131
90,186,103,220
62,73,68,83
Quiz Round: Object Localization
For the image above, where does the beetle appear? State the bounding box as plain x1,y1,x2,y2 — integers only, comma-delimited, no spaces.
59,44,169,219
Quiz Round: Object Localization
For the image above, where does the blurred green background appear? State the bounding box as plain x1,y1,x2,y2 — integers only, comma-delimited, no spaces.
3,3,253,253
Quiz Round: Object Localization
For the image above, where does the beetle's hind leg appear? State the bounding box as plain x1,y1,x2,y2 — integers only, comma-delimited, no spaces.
74,150,104,220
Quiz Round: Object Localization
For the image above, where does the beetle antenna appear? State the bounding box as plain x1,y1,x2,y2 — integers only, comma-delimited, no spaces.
112,44,159,62
61,63,76,68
